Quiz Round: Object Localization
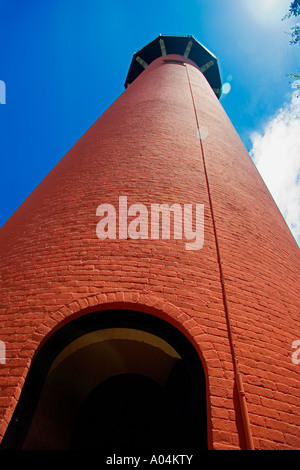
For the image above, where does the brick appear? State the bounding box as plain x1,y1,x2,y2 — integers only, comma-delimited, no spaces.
0,49,299,451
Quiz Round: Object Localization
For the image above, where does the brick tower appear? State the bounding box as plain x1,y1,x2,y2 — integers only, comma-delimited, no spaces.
0,35,299,451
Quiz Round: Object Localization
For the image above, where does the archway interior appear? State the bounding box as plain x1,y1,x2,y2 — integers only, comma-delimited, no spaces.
2,310,207,451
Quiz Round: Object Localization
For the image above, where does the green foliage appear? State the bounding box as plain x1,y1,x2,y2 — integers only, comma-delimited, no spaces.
289,0,300,18
286,72,300,98
283,1,300,97
283,0,300,19
289,24,300,45
283,0,300,44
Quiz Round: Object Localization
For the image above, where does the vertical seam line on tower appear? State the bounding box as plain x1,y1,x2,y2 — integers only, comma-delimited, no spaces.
185,64,254,451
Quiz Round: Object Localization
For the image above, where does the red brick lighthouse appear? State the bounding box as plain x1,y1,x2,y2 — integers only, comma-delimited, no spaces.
0,35,299,451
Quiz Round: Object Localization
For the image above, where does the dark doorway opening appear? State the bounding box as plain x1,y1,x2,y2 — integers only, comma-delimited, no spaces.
1,309,208,451
70,373,167,451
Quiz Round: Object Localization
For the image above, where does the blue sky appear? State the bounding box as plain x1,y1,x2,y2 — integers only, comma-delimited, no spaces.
0,0,299,243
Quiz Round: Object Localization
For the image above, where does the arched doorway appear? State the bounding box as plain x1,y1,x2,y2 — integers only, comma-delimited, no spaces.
1,310,208,451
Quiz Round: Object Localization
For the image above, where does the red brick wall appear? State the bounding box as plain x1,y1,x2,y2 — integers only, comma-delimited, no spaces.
0,54,299,449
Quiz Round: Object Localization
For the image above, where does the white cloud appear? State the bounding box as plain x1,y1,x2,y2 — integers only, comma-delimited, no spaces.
250,95,300,246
